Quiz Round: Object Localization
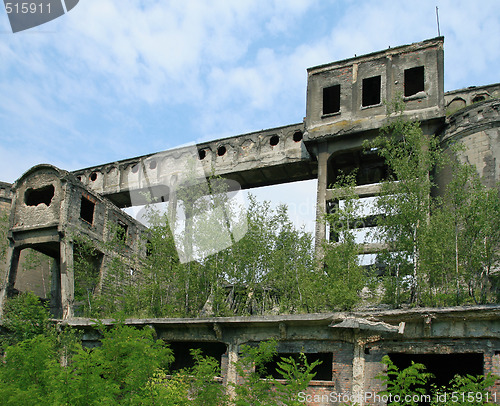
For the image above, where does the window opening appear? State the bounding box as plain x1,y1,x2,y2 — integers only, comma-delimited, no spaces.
404,66,424,97
14,248,53,300
80,196,95,225
169,341,227,372
388,353,483,391
116,220,128,242
293,131,303,142
73,243,103,316
472,94,486,103
263,352,333,381
362,76,381,107
198,149,206,160
323,84,341,115
270,135,280,146
24,184,55,207
217,146,227,156
89,172,98,182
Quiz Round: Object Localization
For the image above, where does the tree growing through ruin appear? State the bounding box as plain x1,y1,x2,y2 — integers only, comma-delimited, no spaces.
367,98,500,307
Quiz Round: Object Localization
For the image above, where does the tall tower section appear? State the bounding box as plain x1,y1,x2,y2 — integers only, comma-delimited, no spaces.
303,38,445,248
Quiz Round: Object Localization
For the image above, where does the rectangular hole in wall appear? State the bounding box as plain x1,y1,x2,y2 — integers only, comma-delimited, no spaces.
168,341,227,373
263,352,333,381
24,184,55,207
80,196,95,225
116,219,128,242
73,244,103,316
362,75,381,107
388,353,483,390
323,84,341,115
14,248,53,301
404,66,425,97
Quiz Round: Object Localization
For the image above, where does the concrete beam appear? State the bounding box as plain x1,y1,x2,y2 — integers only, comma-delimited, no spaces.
72,123,316,208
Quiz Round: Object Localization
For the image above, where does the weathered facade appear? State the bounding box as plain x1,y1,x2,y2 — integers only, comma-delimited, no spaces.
1,37,500,404
69,306,500,405
0,165,146,319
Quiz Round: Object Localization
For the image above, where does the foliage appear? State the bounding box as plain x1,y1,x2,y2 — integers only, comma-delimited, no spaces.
377,355,498,406
1,297,498,405
73,235,103,316
367,98,442,306
180,348,228,406
233,339,279,405
431,373,498,406
366,98,500,307
0,211,8,262
273,352,322,405
322,172,369,310
377,355,433,405
80,192,317,319
232,339,321,406
0,291,53,349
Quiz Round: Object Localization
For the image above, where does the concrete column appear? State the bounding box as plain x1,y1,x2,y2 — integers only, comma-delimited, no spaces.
352,337,366,406
50,258,61,318
315,142,330,258
168,190,177,228
60,239,74,319
225,343,239,400
0,244,20,318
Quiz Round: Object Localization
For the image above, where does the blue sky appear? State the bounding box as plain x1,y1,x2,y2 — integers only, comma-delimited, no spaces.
1,0,499,231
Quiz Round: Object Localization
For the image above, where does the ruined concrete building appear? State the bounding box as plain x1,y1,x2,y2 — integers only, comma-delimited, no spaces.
1,38,500,404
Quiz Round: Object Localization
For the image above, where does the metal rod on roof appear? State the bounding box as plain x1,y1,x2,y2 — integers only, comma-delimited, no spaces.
436,6,441,37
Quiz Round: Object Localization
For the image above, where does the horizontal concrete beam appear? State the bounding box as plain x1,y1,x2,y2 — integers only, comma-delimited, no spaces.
326,183,383,200
72,123,317,208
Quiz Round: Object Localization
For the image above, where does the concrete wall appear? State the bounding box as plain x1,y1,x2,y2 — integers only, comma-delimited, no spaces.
305,37,444,142
439,99,500,189
69,306,500,405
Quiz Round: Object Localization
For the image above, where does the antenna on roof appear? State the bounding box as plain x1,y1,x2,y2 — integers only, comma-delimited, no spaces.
436,6,441,37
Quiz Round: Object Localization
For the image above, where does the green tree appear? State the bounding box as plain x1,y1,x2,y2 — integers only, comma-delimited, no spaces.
376,355,434,406
431,373,498,406
0,291,53,349
321,172,369,310
368,99,441,306
443,163,500,304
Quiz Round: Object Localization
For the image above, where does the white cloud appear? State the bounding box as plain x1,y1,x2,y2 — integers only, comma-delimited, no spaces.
0,0,499,219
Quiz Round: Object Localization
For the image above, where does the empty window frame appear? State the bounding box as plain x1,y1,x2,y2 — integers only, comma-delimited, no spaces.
404,66,424,97
116,220,128,242
362,76,381,107
168,342,227,372
388,353,483,389
323,84,341,115
80,196,95,225
263,352,333,381
24,184,55,207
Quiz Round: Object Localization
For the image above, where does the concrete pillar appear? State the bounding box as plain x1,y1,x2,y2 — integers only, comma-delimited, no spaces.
315,142,330,258
50,258,61,318
0,244,20,318
168,190,177,228
352,337,366,406
225,343,239,400
60,239,74,319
